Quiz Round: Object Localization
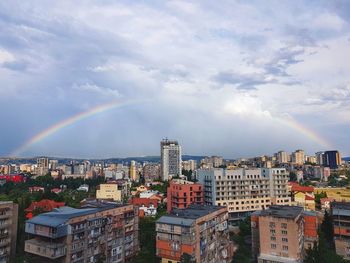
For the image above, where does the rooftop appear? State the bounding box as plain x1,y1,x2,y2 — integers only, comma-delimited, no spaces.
331,202,350,210
259,205,303,219
27,201,126,228
157,204,225,226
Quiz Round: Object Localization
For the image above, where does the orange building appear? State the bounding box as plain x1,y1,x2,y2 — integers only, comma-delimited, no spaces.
251,205,318,263
25,199,65,219
166,179,204,213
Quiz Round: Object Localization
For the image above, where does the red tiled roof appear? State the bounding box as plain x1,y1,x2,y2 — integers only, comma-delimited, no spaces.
289,182,314,192
130,197,158,208
25,199,65,218
305,195,315,201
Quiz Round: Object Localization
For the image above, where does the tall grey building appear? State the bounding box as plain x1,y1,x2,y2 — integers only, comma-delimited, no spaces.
160,139,182,180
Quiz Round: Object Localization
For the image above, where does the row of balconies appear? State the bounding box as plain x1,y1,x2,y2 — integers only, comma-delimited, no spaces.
25,238,66,259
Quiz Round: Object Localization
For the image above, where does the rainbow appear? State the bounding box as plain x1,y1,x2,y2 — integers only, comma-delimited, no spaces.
11,100,133,156
11,100,333,157
276,116,332,149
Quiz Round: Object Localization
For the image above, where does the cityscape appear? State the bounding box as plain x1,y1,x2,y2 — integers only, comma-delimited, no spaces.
1,1,350,263
0,142,349,263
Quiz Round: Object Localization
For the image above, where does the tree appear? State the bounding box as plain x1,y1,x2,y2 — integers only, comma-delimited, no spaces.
180,253,194,263
289,172,297,182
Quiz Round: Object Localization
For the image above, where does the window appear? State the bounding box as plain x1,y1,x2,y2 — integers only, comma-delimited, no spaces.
269,222,275,228
270,229,275,234
282,230,287,235
282,238,288,242
271,244,277,249
281,223,287,229
283,245,288,251
271,236,276,241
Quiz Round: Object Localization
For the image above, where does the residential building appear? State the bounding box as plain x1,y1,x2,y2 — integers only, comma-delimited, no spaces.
197,168,291,224
251,205,305,263
25,199,65,219
37,157,49,176
288,182,315,210
277,151,289,164
0,201,18,263
315,152,325,166
292,150,305,165
143,163,160,183
96,182,129,202
156,205,234,263
166,179,204,213
331,202,350,260
77,184,89,192
324,151,341,169
160,139,182,181
49,160,59,170
130,198,158,217
182,160,197,171
320,197,336,211
129,161,139,182
25,201,139,263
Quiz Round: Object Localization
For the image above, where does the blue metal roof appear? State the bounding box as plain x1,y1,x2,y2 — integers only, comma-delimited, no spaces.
26,206,100,227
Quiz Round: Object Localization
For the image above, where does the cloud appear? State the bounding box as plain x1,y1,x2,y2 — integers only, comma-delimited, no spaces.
0,1,350,157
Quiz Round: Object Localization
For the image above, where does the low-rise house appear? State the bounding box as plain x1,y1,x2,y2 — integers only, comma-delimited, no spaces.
289,182,315,210
28,186,45,193
130,197,158,217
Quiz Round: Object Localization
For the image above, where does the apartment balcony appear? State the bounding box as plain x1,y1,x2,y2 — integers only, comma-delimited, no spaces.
0,239,10,248
25,238,66,259
0,213,11,220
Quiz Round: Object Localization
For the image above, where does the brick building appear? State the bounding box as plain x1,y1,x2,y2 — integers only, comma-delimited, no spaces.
166,179,204,213
251,205,318,263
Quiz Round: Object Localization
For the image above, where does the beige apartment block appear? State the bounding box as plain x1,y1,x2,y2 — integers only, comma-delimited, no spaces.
197,168,291,224
96,183,123,201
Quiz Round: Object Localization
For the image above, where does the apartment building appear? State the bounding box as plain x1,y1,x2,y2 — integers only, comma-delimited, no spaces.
96,180,131,202
332,202,350,260
143,163,160,183
197,168,291,224
292,150,305,165
166,179,204,213
156,205,234,263
0,201,18,263
251,205,305,263
160,139,182,181
25,201,139,263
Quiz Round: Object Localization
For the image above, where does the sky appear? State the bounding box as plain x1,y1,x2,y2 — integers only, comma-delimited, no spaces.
0,0,350,158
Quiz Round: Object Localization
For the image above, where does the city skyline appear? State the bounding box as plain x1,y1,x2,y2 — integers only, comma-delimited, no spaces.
1,1,350,158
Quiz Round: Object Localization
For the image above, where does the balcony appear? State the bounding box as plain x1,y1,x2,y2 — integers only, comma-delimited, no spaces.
25,238,66,259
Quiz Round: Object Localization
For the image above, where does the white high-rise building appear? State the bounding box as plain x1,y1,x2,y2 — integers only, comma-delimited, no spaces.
160,139,182,180
197,168,291,224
